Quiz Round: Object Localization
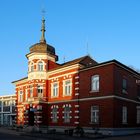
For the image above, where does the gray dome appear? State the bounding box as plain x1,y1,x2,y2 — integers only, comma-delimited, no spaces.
30,42,56,55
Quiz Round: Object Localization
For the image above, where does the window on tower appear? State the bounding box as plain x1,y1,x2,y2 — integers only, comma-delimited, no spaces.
30,63,34,72
38,61,43,71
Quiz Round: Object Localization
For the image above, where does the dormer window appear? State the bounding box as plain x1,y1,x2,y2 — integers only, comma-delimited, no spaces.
38,61,43,71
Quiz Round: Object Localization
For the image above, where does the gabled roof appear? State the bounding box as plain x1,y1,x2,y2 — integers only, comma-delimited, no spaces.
81,59,140,78
12,77,28,84
48,55,98,71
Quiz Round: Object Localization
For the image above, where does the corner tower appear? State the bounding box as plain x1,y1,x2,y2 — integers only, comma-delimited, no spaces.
26,17,58,80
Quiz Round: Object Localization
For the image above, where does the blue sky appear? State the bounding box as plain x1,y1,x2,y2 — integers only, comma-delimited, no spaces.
0,0,140,95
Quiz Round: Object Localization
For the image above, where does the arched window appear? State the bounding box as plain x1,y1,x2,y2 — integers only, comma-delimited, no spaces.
38,61,43,71
52,107,58,123
91,75,99,92
64,106,71,123
30,63,34,72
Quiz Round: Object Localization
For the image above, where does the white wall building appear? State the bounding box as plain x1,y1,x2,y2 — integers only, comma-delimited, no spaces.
0,94,16,126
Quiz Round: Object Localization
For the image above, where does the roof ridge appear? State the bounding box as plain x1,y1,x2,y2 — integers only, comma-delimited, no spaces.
61,55,89,66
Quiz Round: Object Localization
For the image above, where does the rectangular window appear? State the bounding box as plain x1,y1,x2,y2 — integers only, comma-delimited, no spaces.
122,106,127,124
137,106,140,124
31,64,34,72
63,79,72,96
64,107,70,123
19,91,23,102
52,108,58,123
91,75,99,92
37,85,43,97
122,78,127,93
91,106,99,124
38,62,43,71
51,83,59,97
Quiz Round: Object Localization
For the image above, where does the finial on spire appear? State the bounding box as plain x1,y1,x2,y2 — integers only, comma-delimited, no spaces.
40,9,46,43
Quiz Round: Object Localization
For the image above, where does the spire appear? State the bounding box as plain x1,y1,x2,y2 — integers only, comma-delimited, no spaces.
40,16,46,43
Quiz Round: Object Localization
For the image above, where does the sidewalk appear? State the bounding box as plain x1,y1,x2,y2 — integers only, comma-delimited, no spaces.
0,126,22,136
0,126,105,140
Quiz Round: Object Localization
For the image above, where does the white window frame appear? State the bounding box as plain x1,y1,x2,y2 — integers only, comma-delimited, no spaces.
137,106,140,124
52,107,58,123
37,85,43,98
91,106,99,124
30,63,34,72
64,106,70,123
51,82,59,98
63,79,72,96
91,75,99,92
122,106,127,124
19,91,23,102
38,61,43,71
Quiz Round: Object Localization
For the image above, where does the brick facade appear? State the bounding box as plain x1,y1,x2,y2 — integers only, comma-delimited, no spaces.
12,18,140,135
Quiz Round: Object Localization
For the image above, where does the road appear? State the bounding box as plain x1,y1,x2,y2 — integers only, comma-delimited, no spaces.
0,127,140,140
97,134,140,140
0,132,48,140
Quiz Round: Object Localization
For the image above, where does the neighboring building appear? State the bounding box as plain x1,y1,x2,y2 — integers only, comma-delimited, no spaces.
0,94,16,126
12,17,140,135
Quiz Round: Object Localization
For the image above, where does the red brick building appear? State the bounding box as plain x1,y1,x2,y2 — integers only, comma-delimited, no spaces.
12,18,140,135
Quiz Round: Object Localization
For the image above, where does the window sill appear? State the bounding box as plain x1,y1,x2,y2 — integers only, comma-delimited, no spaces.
122,89,128,94
122,122,128,125
52,121,58,123
63,94,72,97
89,122,99,125
51,96,59,99
90,90,99,93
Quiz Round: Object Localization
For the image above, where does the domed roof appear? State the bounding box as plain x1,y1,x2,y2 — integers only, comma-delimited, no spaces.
30,42,56,55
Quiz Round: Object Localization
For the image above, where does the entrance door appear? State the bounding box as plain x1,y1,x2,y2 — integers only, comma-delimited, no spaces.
28,110,34,126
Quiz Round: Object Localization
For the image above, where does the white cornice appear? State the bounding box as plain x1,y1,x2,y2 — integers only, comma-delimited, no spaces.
0,94,16,98
48,71,78,80
48,95,140,104
48,64,80,76
26,52,56,62
80,61,140,79
12,78,28,85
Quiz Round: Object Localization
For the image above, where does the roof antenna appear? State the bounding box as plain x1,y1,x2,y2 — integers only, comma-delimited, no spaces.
63,56,66,63
86,37,90,56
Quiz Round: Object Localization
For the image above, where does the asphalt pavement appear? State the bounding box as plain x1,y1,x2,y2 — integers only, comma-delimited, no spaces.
0,127,140,140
